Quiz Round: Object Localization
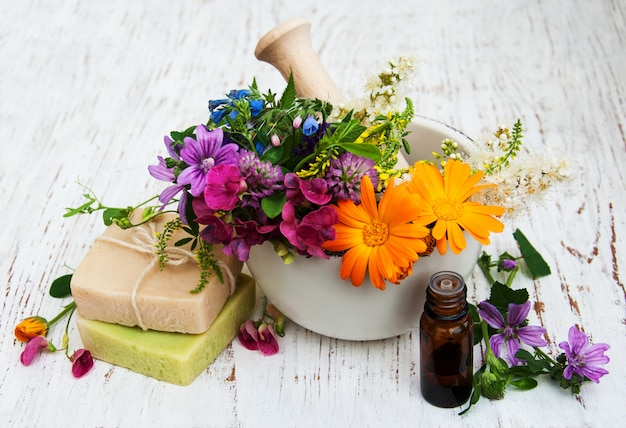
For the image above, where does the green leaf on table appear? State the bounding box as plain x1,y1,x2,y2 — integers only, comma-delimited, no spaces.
515,349,552,374
513,229,551,278
488,281,529,311
49,274,73,298
261,193,286,219
509,377,538,390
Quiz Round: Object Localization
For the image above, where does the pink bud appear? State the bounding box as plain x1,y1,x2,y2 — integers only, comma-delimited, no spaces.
271,134,281,147
292,116,303,129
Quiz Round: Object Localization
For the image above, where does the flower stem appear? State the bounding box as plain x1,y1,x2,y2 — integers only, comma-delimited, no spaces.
481,321,493,354
505,266,520,288
478,262,496,285
48,301,76,327
534,346,558,367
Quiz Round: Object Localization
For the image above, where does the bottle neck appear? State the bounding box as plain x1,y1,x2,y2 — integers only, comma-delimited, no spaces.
424,271,468,320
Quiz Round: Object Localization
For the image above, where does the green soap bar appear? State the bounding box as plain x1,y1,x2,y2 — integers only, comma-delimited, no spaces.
76,274,255,385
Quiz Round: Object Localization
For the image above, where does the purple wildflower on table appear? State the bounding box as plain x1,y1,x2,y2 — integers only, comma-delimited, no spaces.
559,325,610,383
176,126,239,196
325,152,378,203
477,300,547,366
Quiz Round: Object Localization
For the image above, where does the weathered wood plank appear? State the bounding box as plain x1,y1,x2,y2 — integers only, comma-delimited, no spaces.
1,0,624,427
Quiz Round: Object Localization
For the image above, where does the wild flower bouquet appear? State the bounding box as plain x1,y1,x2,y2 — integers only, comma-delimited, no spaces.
140,69,521,291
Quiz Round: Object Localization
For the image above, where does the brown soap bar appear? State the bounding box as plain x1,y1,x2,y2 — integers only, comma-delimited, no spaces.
71,213,243,334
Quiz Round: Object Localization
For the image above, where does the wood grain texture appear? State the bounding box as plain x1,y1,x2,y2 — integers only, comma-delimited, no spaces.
1,0,624,427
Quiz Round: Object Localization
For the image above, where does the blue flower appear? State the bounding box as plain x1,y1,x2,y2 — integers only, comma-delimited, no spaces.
208,90,264,123
302,116,319,136
249,99,264,117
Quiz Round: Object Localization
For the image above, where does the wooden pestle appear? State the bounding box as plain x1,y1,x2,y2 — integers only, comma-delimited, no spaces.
255,18,410,170
255,18,342,103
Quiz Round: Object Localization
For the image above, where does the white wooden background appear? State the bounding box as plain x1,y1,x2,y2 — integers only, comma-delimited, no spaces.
1,0,625,427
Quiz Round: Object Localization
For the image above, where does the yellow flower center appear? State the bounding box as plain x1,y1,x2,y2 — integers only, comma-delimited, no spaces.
363,220,389,247
432,197,464,220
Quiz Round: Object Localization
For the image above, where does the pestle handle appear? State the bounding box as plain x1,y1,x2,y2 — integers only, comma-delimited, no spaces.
255,18,342,103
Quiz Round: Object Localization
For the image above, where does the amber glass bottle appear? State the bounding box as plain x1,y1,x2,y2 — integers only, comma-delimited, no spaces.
419,271,473,408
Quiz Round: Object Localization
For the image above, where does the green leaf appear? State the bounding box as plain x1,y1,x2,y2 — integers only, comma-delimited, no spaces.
63,196,97,217
513,229,551,278
280,72,297,109
507,365,534,377
261,145,284,165
513,349,535,363
509,377,538,390
261,193,286,219
175,237,193,247
338,123,367,143
49,274,73,298
488,281,529,311
102,208,130,226
339,142,381,161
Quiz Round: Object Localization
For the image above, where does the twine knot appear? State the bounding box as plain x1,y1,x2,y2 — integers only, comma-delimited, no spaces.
97,222,235,330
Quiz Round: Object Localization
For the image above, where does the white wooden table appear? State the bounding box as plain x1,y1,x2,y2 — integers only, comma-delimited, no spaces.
2,1,625,427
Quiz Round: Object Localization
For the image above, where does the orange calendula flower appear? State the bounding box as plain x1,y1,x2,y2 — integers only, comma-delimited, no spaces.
406,159,505,255
14,316,49,342
323,175,430,290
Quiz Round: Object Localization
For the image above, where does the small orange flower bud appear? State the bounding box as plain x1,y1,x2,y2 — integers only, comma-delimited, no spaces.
14,316,49,342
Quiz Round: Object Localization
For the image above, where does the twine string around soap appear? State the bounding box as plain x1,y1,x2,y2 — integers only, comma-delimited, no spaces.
96,222,236,331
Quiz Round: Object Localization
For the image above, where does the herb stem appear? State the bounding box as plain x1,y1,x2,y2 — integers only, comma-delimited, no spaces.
505,265,520,288
479,261,496,285
48,301,76,327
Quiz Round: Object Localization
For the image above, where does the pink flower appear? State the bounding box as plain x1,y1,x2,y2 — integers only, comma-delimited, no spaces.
204,164,247,211
292,116,303,129
280,202,337,258
70,349,94,378
237,320,279,356
257,324,279,356
284,173,331,205
20,336,54,366
238,320,260,351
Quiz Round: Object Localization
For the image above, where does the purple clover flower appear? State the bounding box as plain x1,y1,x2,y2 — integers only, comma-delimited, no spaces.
559,326,610,383
177,126,239,197
238,150,284,209
324,152,378,203
477,300,547,366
